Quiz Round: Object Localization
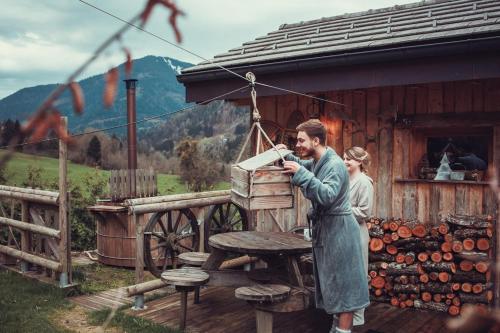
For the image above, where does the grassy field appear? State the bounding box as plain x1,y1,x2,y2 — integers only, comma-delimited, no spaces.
0,269,72,333
2,152,229,196
0,269,178,333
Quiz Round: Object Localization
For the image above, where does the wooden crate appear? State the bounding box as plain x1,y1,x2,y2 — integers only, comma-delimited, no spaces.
231,149,294,210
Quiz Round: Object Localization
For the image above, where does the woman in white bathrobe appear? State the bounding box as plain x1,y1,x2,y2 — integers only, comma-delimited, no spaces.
343,147,374,326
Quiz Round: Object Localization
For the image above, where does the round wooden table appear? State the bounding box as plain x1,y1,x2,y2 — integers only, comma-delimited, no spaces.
208,231,312,255
204,231,311,287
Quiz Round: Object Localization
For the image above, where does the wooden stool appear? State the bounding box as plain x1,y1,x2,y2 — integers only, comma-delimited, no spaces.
161,267,209,330
178,252,210,266
235,284,291,333
178,252,210,304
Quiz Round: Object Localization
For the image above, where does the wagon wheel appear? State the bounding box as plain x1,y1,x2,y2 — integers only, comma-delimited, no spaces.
203,202,249,252
144,209,200,277
260,120,298,151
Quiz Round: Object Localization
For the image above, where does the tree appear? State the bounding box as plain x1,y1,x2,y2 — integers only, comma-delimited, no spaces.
175,138,218,192
87,135,102,166
1,119,16,146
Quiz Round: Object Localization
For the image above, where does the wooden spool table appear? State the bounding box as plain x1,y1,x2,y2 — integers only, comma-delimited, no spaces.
203,231,312,287
202,231,313,333
161,267,209,330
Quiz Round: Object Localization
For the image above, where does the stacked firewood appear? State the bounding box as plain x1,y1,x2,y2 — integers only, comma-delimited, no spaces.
367,214,494,316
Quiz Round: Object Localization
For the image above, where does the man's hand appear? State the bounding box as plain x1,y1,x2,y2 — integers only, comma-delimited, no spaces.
275,143,288,150
283,161,300,174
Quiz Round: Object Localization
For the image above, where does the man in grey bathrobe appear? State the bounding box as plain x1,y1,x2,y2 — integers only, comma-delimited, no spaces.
278,119,369,333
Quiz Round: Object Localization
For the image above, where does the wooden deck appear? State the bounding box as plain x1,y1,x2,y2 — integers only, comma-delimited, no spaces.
70,286,175,311
125,286,456,333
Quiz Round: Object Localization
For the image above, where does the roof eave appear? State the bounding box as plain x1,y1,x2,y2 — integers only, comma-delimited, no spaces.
177,34,500,84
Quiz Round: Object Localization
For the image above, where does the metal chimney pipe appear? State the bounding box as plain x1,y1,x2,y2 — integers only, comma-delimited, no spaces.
125,79,138,197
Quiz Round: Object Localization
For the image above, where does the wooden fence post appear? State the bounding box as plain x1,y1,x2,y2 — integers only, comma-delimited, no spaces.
20,200,30,272
133,213,145,310
58,117,70,287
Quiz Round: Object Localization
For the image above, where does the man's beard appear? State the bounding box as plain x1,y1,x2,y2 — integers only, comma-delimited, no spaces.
297,146,315,158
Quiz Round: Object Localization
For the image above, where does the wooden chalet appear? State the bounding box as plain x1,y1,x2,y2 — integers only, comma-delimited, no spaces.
177,0,500,314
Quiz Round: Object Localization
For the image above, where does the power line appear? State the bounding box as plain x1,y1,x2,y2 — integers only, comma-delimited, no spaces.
77,0,348,108
0,85,249,150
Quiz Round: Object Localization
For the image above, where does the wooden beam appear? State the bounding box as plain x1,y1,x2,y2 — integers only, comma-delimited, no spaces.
126,278,168,297
29,209,61,260
135,215,144,284
395,112,500,128
124,190,230,206
0,190,58,205
0,216,60,239
59,117,70,283
0,185,58,198
129,195,231,215
0,244,61,271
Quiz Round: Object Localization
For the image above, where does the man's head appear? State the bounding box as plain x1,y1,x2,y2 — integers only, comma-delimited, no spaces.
295,119,326,158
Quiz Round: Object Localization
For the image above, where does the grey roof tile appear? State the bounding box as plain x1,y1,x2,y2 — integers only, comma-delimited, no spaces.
182,0,500,74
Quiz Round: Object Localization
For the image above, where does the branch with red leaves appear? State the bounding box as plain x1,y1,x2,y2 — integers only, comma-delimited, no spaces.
0,0,184,166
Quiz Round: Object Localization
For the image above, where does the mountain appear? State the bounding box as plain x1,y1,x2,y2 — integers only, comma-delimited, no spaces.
0,56,193,132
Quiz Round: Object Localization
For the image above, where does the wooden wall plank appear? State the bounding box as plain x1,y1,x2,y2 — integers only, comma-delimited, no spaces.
472,81,484,113
402,183,417,220
366,88,379,182
455,81,473,113
342,91,353,150
377,87,393,218
276,95,296,126
428,83,443,114
416,183,430,224
415,85,428,114
410,131,427,178
482,186,497,217
352,90,367,147
469,185,484,216
429,185,441,225
455,184,470,215
485,78,500,112
404,86,416,115
322,91,343,153
443,82,455,113
331,90,345,152
392,128,410,218
392,86,405,116
439,184,456,220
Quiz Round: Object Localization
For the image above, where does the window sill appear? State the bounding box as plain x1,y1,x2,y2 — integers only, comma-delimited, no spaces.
395,178,490,186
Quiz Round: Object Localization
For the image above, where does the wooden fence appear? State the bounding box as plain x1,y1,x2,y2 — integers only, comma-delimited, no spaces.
0,118,71,287
109,169,157,202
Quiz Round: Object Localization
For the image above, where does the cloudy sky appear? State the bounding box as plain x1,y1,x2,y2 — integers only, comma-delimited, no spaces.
0,0,403,98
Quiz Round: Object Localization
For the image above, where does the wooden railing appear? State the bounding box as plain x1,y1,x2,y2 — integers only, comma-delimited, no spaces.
0,117,71,287
0,186,71,286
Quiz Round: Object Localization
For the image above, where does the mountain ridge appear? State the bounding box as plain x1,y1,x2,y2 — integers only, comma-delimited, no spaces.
0,55,193,132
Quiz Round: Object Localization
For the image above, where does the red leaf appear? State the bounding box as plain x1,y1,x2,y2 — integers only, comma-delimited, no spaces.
69,81,84,114
49,111,73,144
140,0,156,27
123,47,133,77
103,68,119,108
140,0,184,43
29,116,51,141
22,110,48,135
161,0,184,43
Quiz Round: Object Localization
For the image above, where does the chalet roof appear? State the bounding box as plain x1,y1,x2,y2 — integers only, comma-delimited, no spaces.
181,0,500,76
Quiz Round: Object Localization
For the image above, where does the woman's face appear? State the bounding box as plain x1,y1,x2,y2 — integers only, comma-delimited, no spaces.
343,154,361,174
